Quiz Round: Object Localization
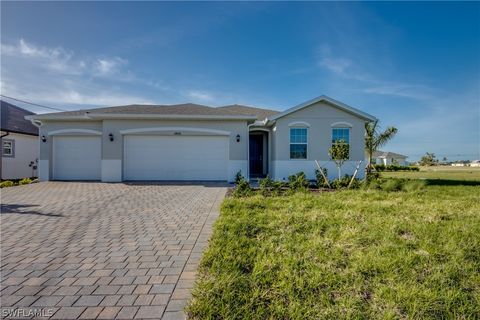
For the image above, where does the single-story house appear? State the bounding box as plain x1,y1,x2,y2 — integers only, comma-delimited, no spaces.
26,95,377,182
1,100,39,179
451,162,466,167
373,150,408,166
469,160,480,167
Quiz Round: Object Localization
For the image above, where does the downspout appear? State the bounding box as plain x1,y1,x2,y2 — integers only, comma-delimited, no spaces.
0,131,10,180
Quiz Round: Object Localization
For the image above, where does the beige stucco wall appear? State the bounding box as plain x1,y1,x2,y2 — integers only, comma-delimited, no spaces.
37,119,249,181
1,132,39,179
102,119,248,161
38,121,103,160
270,101,367,180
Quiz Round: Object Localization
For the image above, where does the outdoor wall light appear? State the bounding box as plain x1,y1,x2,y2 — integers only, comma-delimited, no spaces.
236,134,241,142
41,135,47,143
108,133,114,142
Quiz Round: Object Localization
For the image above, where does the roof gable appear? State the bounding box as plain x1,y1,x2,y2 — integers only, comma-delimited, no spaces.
373,150,408,159
268,95,377,122
1,100,39,135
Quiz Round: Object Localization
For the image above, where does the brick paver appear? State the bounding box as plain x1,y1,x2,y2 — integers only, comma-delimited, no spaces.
1,182,226,319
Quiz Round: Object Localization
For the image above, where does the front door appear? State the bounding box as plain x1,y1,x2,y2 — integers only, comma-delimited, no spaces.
249,134,263,177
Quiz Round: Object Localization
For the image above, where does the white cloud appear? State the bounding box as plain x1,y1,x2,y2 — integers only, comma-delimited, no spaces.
363,84,436,100
319,57,351,74
186,90,215,103
0,39,157,109
95,57,128,76
2,39,81,75
317,43,438,100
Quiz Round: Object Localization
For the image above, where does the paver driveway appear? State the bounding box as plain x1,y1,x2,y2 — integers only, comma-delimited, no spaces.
1,182,226,319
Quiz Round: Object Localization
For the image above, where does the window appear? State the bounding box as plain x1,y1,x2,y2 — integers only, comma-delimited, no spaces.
332,128,350,144
332,127,350,159
290,128,307,159
2,140,14,157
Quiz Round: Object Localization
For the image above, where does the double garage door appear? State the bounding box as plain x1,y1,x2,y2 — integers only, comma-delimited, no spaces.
52,135,228,181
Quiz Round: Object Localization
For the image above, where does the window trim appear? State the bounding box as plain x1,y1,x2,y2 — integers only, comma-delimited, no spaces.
2,139,15,158
289,127,308,160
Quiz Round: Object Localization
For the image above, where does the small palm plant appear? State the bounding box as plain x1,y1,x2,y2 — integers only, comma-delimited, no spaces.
365,120,398,176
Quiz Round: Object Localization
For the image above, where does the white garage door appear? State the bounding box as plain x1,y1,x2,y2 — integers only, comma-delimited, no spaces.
124,135,228,181
53,136,101,180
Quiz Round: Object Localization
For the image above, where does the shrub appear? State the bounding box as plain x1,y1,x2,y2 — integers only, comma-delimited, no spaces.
259,176,285,197
288,172,309,192
0,181,14,188
259,175,274,197
232,173,252,198
366,171,380,181
234,171,244,185
330,175,356,189
19,178,32,185
271,181,285,196
315,168,329,188
373,164,420,172
381,179,403,192
402,179,426,192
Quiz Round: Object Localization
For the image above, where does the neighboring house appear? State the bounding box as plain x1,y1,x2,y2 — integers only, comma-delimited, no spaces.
451,162,466,167
373,150,408,166
26,95,376,182
1,101,39,179
469,160,480,167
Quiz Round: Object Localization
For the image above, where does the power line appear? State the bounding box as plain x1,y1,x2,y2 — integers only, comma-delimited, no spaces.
0,95,67,112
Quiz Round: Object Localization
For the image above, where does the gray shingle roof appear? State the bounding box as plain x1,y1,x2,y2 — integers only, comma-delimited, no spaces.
1,101,39,136
32,103,279,120
217,105,279,120
373,150,408,158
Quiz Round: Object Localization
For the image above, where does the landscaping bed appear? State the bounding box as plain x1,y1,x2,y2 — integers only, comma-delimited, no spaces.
0,177,37,188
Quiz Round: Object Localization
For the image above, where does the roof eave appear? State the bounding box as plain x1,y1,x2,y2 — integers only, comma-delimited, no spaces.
26,113,258,121
86,113,257,120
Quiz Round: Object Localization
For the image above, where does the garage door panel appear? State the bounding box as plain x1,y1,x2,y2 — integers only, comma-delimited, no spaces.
53,136,101,180
124,135,228,180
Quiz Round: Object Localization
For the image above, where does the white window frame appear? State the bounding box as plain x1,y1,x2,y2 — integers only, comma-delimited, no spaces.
331,127,350,145
289,127,308,160
2,139,14,158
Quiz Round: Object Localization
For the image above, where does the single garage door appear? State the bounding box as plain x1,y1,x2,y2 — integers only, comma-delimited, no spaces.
53,136,101,180
124,135,228,181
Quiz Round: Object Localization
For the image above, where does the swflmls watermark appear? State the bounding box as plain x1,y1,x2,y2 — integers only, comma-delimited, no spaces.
1,307,56,318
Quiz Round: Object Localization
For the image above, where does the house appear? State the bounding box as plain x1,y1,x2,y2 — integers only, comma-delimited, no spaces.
1,101,39,179
469,160,480,167
25,95,376,182
451,163,466,167
373,150,408,166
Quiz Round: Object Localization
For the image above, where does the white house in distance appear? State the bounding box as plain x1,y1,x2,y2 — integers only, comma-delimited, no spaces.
373,150,408,166
469,160,480,167
1,101,39,179
26,95,377,182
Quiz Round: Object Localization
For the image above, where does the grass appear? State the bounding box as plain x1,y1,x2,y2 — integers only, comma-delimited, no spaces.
382,166,480,182
187,181,480,319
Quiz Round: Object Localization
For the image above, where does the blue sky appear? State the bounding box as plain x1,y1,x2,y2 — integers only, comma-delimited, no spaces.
1,2,479,161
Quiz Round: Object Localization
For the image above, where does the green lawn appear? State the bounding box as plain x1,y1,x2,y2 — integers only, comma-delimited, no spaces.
187,183,480,319
382,166,480,181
